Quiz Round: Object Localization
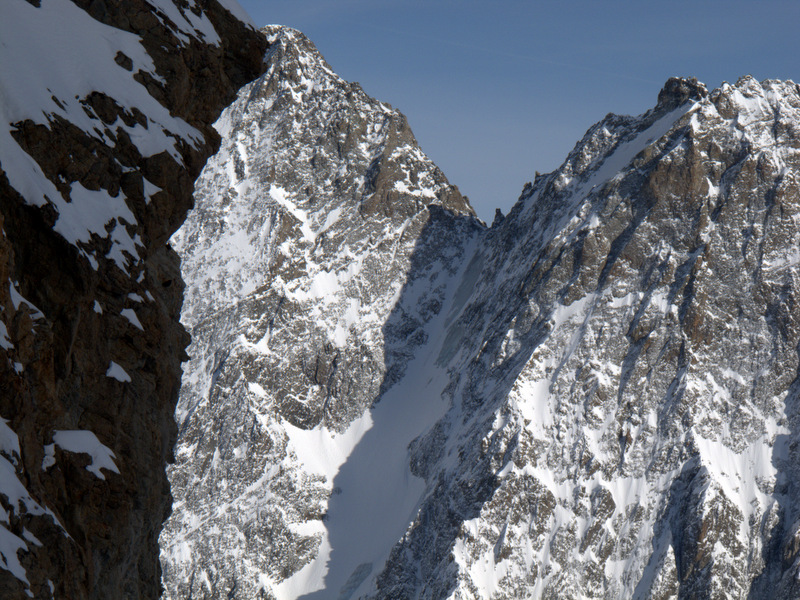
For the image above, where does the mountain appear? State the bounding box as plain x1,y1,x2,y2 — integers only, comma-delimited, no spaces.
0,1,265,598
371,76,800,600
161,25,478,599
1,7,796,598
162,23,800,600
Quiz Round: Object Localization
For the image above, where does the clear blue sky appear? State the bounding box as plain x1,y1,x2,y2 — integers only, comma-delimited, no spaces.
237,1,799,221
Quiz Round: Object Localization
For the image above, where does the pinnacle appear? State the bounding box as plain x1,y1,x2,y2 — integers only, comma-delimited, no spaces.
656,76,709,110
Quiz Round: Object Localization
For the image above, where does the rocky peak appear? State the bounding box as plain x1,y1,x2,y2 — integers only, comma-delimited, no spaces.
161,23,480,599
380,74,800,598
261,25,339,88
656,76,709,111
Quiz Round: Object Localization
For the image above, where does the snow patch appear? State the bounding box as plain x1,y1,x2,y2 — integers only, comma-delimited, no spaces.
215,0,257,29
248,382,268,398
52,430,119,480
0,419,21,465
120,308,144,331
0,0,207,271
0,523,30,589
146,0,222,46
106,361,131,382
0,321,12,351
9,282,44,320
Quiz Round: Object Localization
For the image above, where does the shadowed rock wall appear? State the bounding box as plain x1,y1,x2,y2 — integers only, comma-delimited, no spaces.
0,1,266,597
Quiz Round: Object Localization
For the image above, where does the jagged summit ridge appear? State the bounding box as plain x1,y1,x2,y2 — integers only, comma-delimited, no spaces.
379,74,800,599
175,25,473,329
161,22,800,600
656,76,709,110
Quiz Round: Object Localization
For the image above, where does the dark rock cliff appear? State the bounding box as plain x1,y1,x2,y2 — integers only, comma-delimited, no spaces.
0,1,266,598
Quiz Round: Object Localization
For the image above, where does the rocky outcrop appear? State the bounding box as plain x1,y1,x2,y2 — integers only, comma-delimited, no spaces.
0,1,266,598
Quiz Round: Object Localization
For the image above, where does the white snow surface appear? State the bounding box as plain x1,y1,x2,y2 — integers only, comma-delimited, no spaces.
106,361,132,383
0,506,31,590
52,430,120,480
414,77,800,599
120,308,144,331
214,0,257,29
0,419,20,465
0,321,12,351
277,261,474,599
8,281,44,320
146,0,221,45
0,419,66,593
162,24,479,600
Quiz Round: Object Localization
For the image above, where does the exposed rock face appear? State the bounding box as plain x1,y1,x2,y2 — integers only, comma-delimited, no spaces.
163,30,800,599
0,1,265,598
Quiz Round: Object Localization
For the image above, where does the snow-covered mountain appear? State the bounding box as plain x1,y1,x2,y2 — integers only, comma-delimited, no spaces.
162,25,800,600
161,25,478,598
0,1,264,597
372,76,800,600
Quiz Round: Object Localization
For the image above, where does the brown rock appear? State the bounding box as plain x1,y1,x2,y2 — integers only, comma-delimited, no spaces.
0,1,266,598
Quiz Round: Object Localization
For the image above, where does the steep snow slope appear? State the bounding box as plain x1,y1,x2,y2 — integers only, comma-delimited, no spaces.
162,23,800,600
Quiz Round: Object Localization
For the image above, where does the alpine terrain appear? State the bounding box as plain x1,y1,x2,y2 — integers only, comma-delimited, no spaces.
161,24,800,600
